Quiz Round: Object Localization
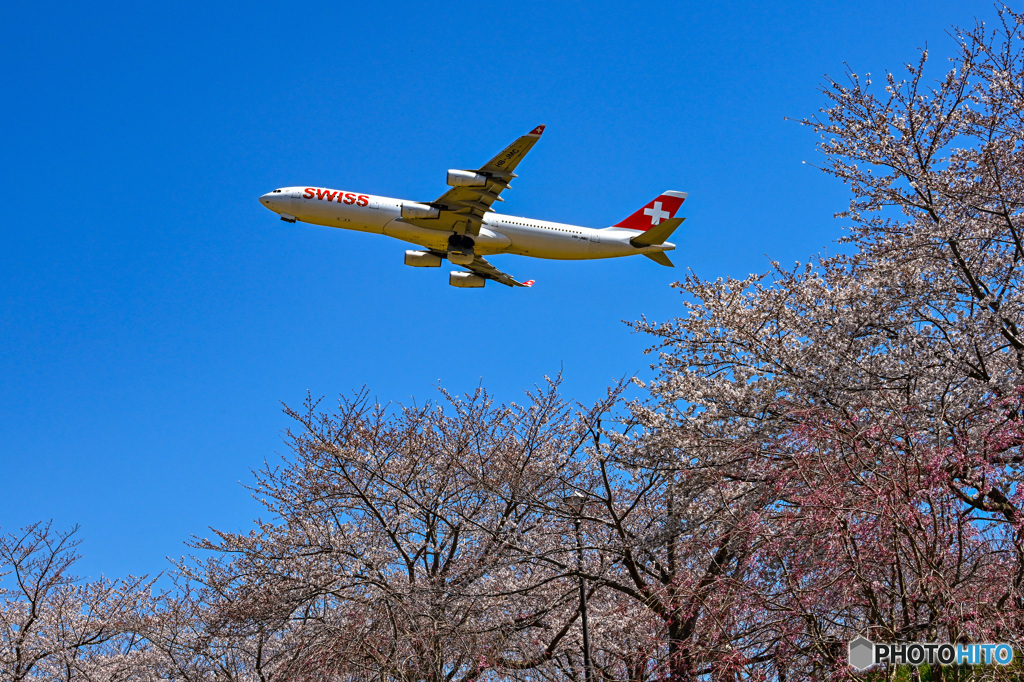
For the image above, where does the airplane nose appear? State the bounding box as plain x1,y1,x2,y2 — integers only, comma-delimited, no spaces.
260,192,277,210
259,190,298,224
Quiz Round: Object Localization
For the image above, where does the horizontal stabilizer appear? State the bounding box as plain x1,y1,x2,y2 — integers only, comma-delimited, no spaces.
631,217,684,247
643,251,674,267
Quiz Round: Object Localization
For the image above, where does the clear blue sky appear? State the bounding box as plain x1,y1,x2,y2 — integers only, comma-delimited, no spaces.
0,0,992,579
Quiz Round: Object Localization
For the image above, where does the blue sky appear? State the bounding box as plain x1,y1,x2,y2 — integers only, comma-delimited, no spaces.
1,0,992,579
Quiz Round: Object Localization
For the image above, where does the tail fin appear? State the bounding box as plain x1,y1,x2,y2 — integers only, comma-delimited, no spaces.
614,190,687,231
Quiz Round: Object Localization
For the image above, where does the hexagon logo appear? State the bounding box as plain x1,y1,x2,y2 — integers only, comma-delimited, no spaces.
848,636,875,671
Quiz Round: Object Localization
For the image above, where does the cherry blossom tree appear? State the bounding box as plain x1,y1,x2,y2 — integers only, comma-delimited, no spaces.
178,383,617,681
534,431,771,681
630,6,1024,678
130,576,312,682
0,522,155,682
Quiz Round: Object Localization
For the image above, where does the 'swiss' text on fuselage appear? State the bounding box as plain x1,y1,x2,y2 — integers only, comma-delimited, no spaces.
303,188,370,207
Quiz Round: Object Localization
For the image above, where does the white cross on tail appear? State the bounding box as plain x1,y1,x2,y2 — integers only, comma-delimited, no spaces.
644,201,670,226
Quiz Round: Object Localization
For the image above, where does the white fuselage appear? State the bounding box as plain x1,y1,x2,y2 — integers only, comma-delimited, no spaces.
259,187,674,260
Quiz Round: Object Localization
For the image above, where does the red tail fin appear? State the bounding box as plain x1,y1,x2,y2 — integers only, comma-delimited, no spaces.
614,190,687,231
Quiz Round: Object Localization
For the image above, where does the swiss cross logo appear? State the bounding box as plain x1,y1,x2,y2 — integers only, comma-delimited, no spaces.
614,191,687,232
644,201,670,226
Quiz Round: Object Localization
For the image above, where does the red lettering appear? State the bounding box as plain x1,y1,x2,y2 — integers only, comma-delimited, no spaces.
316,189,339,201
356,195,369,207
303,188,315,199
343,192,356,205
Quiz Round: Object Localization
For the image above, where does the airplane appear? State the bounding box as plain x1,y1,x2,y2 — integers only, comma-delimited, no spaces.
259,125,686,288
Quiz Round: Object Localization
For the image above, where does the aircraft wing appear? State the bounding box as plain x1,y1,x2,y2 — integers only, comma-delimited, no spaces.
404,125,546,236
463,256,534,288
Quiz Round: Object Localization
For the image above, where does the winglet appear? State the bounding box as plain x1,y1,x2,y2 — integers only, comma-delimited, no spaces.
528,125,545,136
522,279,535,287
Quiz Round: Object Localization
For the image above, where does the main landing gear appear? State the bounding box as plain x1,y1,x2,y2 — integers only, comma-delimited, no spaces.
446,234,475,266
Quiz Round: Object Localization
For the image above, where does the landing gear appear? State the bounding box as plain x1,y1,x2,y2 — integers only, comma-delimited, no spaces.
447,234,475,266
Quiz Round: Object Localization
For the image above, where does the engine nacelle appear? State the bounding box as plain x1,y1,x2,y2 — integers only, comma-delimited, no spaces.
404,250,442,267
447,169,489,187
401,202,440,220
449,271,486,288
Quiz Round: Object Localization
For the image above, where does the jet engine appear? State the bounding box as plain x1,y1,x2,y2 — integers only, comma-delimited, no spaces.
401,202,440,219
404,250,442,267
446,169,489,187
449,271,486,288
